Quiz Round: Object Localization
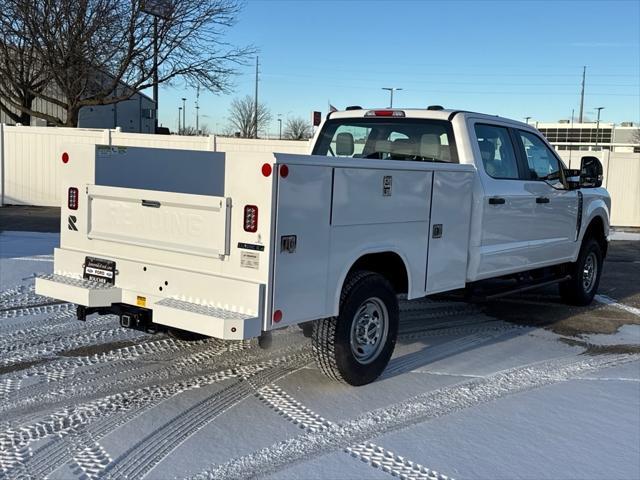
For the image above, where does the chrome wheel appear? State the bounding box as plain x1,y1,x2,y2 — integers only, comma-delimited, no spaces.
349,297,389,365
582,252,598,293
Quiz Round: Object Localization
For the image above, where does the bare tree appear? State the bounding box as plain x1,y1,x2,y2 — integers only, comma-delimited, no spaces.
181,124,211,136
226,95,271,138
284,117,312,140
0,0,253,127
0,2,51,124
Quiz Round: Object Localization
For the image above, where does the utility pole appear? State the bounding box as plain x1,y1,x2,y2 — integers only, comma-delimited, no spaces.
181,97,186,133
254,56,259,139
195,85,200,135
595,107,605,149
382,87,402,108
579,66,586,123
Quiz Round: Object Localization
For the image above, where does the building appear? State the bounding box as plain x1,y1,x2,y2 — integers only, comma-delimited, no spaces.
0,81,156,133
535,121,639,153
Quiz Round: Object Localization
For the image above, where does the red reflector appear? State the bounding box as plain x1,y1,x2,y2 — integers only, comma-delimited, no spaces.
279,164,289,178
68,187,79,210
365,110,406,117
273,310,283,323
243,205,258,232
62,152,69,163
261,163,272,177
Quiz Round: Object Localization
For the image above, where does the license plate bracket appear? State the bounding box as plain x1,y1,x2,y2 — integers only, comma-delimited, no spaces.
83,257,116,285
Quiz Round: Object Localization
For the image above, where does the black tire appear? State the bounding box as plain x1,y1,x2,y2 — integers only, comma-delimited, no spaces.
559,238,603,306
168,327,208,342
312,271,399,386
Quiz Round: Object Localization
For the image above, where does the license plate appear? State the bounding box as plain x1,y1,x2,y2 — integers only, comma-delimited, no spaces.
83,257,116,285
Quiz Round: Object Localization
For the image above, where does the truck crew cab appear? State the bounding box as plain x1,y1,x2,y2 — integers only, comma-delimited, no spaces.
36,107,610,386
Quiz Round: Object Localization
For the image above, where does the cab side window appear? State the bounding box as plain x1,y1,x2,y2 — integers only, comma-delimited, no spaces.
474,124,519,179
518,131,561,180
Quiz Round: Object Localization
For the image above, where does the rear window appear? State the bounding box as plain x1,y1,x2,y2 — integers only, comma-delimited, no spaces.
312,118,458,163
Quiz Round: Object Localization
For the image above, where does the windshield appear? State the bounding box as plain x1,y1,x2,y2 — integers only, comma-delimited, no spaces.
312,118,458,163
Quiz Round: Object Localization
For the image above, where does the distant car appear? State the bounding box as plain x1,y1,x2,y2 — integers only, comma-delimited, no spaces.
37,107,610,386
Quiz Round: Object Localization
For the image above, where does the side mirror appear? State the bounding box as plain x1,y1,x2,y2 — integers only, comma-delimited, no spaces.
580,156,603,188
336,132,354,156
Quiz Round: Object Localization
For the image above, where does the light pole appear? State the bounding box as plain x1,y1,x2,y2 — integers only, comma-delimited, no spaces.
181,97,186,132
277,114,283,140
142,1,172,134
524,116,531,124
178,106,182,134
382,87,402,108
594,107,604,149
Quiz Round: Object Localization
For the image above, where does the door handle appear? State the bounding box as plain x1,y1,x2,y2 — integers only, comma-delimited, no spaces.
488,197,505,205
141,200,161,208
536,197,550,204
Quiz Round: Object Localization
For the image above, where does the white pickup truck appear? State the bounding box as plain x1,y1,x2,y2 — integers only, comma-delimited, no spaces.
36,107,610,385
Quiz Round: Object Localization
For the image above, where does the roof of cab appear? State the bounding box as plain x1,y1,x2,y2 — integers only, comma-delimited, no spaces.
327,108,534,130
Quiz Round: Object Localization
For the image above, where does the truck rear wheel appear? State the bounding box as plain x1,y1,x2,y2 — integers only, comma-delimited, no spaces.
312,271,398,386
559,238,603,306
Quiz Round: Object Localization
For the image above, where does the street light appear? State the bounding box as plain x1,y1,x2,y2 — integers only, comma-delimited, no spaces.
278,118,282,140
142,1,172,134
178,106,182,134
382,87,403,108
595,107,605,149
524,116,531,124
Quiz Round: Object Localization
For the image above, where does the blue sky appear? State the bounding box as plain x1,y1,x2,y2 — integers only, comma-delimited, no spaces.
156,0,640,134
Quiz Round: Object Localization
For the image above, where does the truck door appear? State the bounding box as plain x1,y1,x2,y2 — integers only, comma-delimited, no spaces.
472,122,534,279
514,130,579,265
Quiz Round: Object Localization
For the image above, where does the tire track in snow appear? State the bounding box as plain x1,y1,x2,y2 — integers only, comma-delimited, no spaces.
0,323,145,369
192,353,639,480
0,337,246,421
256,384,450,480
0,348,305,478
100,350,313,480
385,323,520,379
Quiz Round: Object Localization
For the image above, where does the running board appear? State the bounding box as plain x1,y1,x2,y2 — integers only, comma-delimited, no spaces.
472,275,571,301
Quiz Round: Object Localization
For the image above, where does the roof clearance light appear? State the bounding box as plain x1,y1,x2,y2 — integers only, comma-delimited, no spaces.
365,110,406,117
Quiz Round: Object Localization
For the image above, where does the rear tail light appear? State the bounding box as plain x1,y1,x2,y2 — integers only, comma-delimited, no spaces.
243,205,258,232
68,187,79,210
365,110,405,117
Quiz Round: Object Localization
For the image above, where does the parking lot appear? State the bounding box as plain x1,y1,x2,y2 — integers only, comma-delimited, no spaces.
0,207,638,480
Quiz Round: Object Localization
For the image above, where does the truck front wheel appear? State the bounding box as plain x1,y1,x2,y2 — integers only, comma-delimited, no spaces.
559,238,603,306
312,271,399,386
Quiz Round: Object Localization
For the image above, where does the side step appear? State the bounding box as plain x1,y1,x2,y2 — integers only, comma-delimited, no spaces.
468,275,571,301
153,298,261,340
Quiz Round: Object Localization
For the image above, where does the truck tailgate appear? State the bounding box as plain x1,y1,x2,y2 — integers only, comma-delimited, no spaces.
87,185,231,258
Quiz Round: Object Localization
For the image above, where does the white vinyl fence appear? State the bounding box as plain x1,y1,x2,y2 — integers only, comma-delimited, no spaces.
0,125,638,226
0,125,309,207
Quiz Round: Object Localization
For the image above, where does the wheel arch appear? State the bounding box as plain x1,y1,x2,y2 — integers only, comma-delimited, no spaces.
580,213,608,259
333,249,410,314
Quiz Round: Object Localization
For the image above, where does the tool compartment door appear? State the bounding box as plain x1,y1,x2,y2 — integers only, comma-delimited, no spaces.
270,164,333,327
87,185,231,258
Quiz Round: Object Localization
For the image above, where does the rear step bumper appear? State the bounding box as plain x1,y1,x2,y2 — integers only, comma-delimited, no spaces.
36,274,121,306
35,273,262,340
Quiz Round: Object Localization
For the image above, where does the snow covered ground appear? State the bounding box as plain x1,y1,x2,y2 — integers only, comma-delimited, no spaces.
0,231,638,480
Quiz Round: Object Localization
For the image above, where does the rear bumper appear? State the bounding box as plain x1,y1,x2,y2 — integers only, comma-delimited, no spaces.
35,248,265,340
